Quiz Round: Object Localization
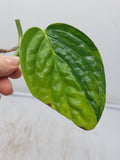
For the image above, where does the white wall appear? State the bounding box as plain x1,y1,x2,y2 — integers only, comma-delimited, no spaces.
0,0,120,104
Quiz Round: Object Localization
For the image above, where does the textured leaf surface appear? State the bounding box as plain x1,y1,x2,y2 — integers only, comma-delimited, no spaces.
20,23,106,130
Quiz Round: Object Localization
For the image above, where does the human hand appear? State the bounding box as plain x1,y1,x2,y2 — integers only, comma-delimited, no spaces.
0,55,22,96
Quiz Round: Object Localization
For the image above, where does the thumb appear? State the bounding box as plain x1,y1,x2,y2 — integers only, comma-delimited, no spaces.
0,55,19,77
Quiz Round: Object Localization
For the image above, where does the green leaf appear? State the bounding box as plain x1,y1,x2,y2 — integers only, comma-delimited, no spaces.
20,23,106,130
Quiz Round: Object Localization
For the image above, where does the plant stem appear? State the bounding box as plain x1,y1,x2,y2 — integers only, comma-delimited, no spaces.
13,48,19,56
15,19,23,45
0,46,18,53
13,19,23,56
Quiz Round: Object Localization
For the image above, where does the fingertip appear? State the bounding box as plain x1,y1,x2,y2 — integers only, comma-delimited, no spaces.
0,55,20,77
6,56,19,66
9,68,22,79
0,77,13,95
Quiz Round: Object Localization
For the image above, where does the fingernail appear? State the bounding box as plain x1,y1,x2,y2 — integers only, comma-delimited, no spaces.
6,57,19,66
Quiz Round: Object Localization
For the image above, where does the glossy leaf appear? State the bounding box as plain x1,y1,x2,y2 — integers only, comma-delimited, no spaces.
20,23,106,130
